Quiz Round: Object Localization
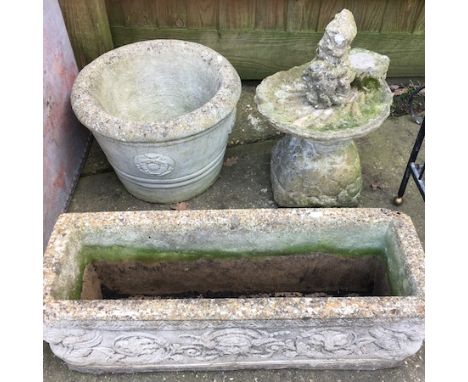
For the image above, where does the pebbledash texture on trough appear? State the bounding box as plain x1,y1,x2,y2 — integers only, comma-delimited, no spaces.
71,40,241,204
43,209,424,373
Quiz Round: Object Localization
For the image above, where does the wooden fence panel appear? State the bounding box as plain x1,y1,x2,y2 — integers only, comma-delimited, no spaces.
219,0,256,30
154,0,187,28
186,0,219,28
317,0,347,31
60,0,425,78
59,0,113,68
380,0,423,32
286,0,321,32
344,0,386,32
255,0,287,30
105,0,158,27
413,1,425,34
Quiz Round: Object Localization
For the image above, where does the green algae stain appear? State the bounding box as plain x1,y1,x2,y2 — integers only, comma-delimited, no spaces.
68,244,401,300
352,77,380,92
316,92,388,132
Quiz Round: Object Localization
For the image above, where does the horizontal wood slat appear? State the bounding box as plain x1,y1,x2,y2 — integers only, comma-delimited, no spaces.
110,27,424,78
61,0,425,77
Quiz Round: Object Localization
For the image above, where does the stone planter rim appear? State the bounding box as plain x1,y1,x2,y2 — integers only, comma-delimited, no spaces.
44,208,425,325
71,39,241,143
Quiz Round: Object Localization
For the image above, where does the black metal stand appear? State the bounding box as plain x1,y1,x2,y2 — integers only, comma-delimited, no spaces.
393,86,425,205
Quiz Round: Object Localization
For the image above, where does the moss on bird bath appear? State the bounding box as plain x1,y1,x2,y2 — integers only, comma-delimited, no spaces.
255,10,393,207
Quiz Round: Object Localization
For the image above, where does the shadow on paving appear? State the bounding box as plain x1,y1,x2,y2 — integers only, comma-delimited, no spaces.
45,115,425,382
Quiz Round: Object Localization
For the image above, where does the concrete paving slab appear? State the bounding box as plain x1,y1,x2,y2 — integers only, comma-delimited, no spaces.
70,115,424,243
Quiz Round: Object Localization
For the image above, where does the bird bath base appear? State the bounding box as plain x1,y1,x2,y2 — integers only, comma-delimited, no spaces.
271,136,361,207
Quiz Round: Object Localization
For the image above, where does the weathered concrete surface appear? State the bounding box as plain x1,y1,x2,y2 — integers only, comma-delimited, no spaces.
44,343,424,382
68,115,424,244
214,78,423,147
44,210,423,372
71,139,277,211
254,10,393,208
71,40,241,203
228,81,282,146
255,61,392,141
302,9,357,109
271,137,362,207
45,107,424,381
72,40,241,142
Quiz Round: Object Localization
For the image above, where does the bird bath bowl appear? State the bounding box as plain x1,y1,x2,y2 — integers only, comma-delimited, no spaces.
44,209,424,373
71,40,241,203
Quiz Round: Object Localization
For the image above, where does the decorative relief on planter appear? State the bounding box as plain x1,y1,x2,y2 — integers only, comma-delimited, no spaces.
45,324,424,367
134,153,175,176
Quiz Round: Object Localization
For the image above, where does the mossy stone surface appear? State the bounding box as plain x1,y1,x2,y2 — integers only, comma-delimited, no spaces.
255,49,392,142
271,137,362,207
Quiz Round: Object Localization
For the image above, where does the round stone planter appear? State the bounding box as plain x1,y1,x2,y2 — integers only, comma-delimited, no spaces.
71,40,241,203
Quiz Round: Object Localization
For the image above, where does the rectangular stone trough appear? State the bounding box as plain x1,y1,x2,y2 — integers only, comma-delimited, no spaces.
43,209,424,373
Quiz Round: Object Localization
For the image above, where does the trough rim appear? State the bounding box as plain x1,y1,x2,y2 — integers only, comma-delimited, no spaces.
43,208,425,325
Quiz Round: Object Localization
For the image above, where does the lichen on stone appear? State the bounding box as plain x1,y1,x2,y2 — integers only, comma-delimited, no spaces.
255,9,393,141
302,9,357,109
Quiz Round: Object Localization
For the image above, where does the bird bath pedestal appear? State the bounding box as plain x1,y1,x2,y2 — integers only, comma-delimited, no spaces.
255,10,393,207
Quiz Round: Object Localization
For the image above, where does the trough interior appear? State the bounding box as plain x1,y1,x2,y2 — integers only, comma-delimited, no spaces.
93,53,221,122
49,218,414,300
78,247,393,300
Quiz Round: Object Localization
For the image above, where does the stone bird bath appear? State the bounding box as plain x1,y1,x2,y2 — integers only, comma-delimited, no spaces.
43,209,424,373
255,9,393,207
71,40,241,203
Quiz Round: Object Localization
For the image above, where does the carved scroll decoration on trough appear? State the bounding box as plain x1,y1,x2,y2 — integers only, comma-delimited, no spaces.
44,209,424,372
255,9,393,207
71,40,241,203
